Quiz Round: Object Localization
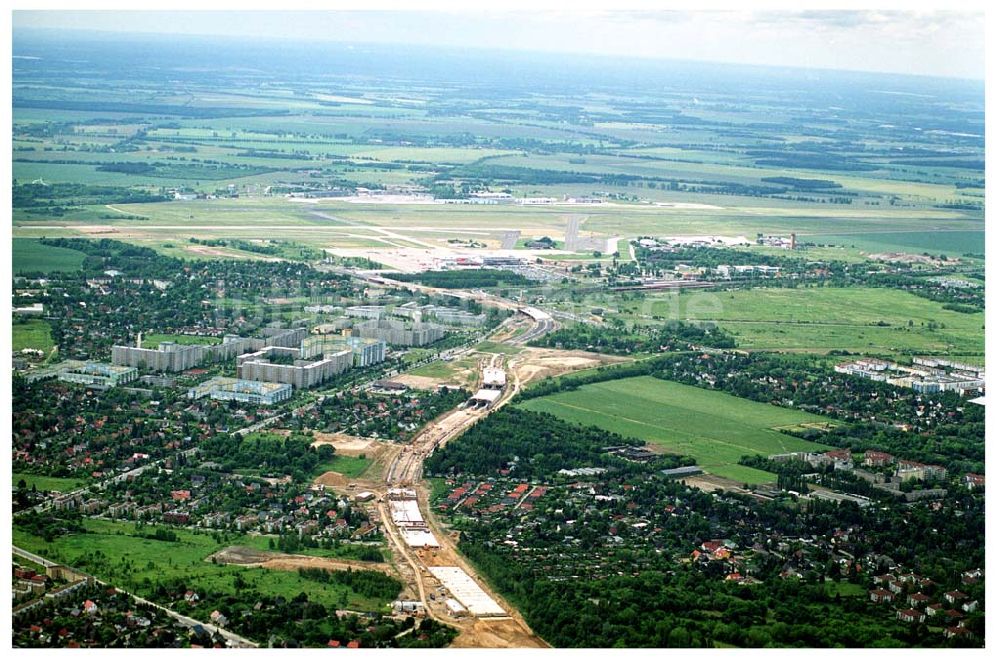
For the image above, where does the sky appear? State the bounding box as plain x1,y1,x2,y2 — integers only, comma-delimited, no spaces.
11,9,986,80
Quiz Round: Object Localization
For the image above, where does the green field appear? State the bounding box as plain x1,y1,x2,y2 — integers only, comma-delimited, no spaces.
12,319,55,352
313,455,372,478
140,333,222,349
407,361,458,378
407,355,480,384
13,238,86,273
12,518,396,612
808,230,985,257
12,472,86,492
518,376,830,484
644,287,985,357
474,341,524,355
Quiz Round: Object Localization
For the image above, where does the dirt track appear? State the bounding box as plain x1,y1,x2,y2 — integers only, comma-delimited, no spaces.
208,546,398,576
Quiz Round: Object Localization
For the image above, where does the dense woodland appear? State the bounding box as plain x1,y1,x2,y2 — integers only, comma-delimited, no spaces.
383,269,532,289
425,408,691,480
199,433,330,483
530,319,737,354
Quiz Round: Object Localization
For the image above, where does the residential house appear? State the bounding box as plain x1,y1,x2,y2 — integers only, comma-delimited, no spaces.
897,608,926,623
944,626,972,640
964,473,984,490
863,451,894,468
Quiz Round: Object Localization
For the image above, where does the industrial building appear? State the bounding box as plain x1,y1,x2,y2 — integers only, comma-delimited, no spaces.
428,567,506,617
187,377,293,405
55,362,138,388
387,488,440,548
660,465,704,479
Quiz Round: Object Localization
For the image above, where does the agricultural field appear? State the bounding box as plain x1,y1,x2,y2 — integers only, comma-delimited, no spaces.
12,518,396,612
12,238,86,273
518,376,830,484
8,28,986,651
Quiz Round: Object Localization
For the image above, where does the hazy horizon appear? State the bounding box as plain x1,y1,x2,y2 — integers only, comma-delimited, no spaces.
12,10,986,81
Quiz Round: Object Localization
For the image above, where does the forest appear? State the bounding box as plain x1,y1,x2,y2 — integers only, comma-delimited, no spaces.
383,269,532,289
530,319,736,354
199,433,332,483
425,407,691,480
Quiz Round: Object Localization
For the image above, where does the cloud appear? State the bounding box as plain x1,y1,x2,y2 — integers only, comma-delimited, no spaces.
751,9,982,33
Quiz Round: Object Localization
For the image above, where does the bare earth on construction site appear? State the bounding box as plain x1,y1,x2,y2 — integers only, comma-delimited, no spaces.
207,546,398,576
451,619,548,649
511,347,630,385
313,471,350,487
310,432,377,456
391,374,446,390
682,473,747,493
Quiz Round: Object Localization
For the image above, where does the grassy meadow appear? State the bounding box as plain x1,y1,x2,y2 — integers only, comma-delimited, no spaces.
312,455,372,479
140,333,222,349
12,517,397,612
605,287,985,357
518,376,831,484
12,472,87,493
12,319,55,353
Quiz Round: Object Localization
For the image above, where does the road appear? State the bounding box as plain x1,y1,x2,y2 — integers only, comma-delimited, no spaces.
374,345,547,647
510,315,556,345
